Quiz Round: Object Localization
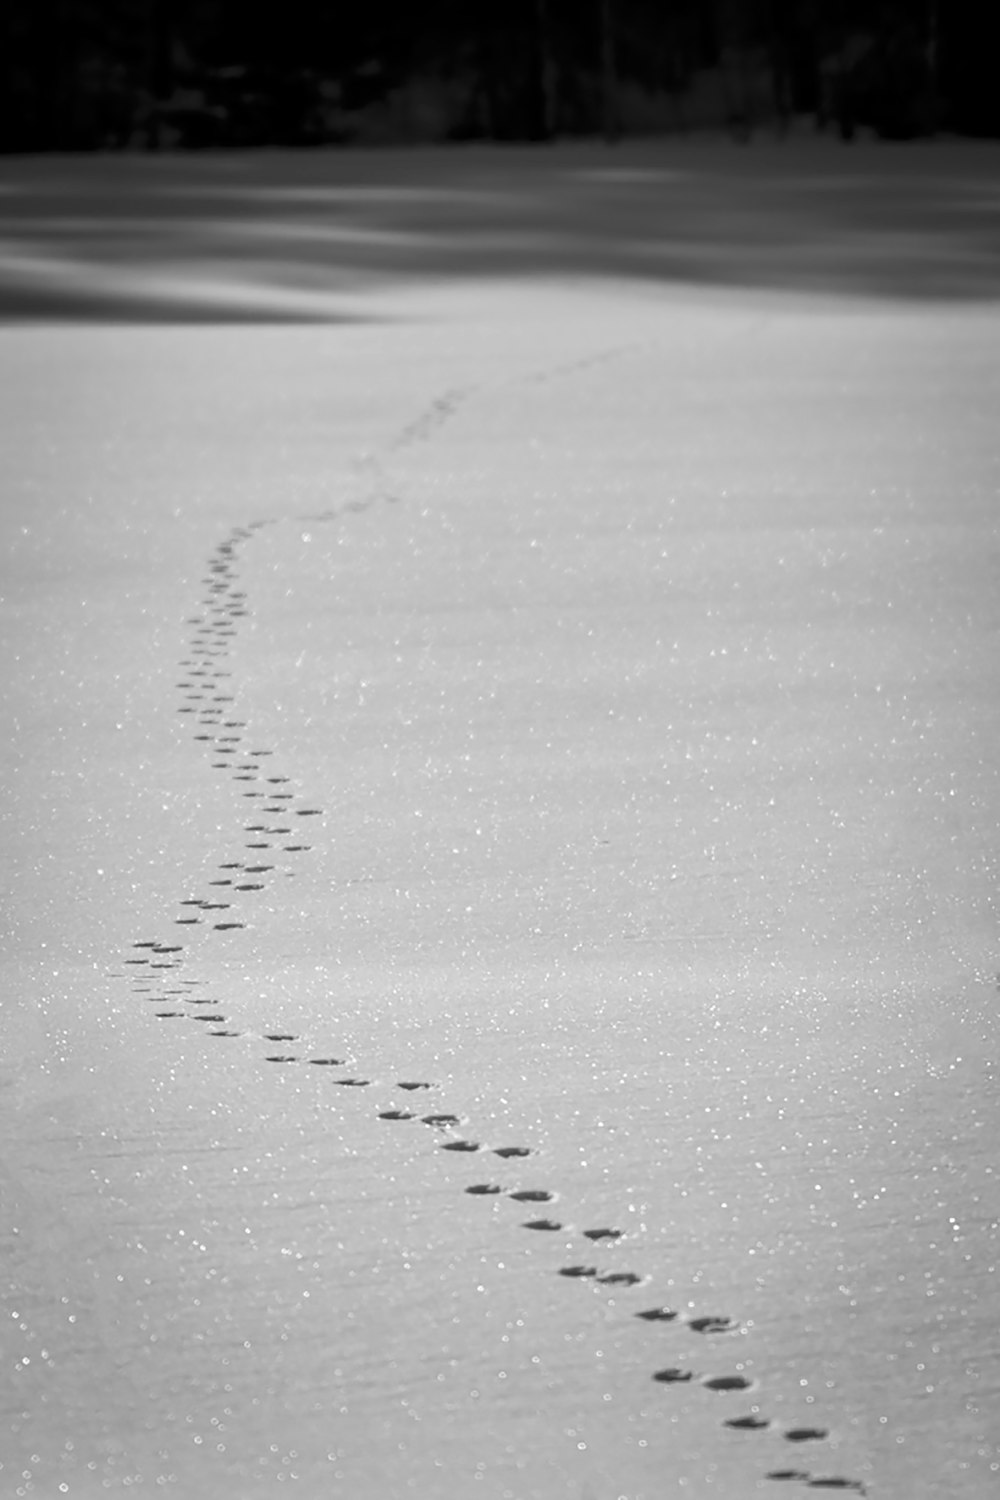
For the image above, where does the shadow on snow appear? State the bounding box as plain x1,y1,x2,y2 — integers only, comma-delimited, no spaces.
1,136,998,323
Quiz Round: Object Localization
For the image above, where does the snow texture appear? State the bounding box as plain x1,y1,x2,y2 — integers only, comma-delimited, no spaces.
1,139,998,1500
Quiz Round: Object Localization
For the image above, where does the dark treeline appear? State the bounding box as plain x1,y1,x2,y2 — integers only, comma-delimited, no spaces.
2,0,997,154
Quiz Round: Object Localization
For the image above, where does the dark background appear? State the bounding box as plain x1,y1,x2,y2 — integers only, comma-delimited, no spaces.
3,0,998,155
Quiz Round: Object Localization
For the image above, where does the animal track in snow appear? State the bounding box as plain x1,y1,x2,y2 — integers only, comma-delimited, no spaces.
117,392,867,1500
688,1315,737,1334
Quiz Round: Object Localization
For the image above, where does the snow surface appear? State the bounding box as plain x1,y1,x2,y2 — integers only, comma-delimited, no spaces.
1,140,999,1500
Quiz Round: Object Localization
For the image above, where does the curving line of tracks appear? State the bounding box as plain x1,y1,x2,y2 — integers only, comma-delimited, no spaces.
112,357,870,1497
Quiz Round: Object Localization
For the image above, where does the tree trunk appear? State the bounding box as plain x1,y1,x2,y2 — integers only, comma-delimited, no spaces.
535,0,557,139
599,0,619,143
147,0,173,150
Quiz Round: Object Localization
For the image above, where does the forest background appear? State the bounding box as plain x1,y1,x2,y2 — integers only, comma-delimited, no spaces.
4,0,997,156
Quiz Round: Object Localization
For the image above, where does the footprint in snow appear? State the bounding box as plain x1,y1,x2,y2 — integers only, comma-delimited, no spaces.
688,1315,737,1334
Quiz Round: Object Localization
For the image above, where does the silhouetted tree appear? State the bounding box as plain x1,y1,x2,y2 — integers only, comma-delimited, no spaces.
599,0,620,142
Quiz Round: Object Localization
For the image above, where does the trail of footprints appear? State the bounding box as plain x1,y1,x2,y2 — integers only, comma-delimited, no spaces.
113,496,868,1496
